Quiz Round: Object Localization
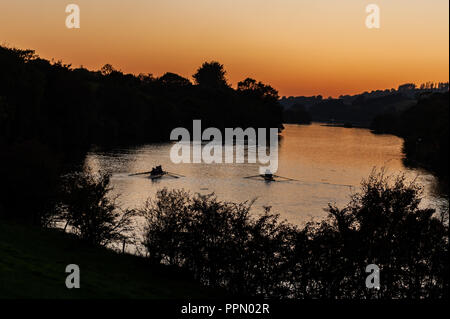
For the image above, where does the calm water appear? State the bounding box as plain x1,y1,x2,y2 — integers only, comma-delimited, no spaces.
85,123,444,226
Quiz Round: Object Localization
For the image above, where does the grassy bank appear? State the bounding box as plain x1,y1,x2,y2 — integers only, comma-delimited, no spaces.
0,221,219,299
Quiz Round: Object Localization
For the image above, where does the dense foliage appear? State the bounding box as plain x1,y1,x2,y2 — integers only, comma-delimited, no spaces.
141,171,448,299
55,171,135,247
0,45,283,224
371,92,449,188
0,46,283,149
283,103,312,124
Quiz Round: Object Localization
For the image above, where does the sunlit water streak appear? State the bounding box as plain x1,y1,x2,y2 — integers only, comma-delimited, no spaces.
85,123,446,228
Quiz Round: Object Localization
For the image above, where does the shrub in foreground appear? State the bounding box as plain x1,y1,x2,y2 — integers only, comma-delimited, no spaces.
57,171,135,247
141,171,448,298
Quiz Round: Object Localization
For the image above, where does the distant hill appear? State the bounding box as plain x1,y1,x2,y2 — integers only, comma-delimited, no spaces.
280,83,449,126
279,95,323,110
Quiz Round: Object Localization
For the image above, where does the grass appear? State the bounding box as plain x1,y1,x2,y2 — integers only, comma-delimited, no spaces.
0,221,221,299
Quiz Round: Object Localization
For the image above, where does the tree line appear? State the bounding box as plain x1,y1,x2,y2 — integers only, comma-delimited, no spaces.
0,46,283,150
0,45,283,224
371,92,449,191
280,83,449,126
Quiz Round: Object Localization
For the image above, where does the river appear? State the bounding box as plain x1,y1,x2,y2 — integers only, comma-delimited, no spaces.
84,123,445,226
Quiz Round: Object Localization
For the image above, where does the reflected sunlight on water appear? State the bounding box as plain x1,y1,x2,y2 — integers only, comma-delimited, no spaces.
85,123,444,226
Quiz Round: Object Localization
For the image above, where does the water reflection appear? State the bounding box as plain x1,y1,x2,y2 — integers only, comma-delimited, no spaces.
85,123,444,225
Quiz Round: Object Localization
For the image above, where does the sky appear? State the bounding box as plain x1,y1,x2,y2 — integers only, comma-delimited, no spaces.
0,0,448,97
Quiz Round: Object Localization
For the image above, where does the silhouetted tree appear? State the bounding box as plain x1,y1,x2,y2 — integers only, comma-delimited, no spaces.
193,61,229,89
57,170,136,247
237,77,279,102
100,63,117,76
158,72,192,88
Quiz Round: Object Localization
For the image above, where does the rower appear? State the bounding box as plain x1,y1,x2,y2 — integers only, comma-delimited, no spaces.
151,165,163,175
263,170,274,181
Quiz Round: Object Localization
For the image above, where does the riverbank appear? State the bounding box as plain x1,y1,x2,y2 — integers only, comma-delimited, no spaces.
0,221,221,298
370,92,449,193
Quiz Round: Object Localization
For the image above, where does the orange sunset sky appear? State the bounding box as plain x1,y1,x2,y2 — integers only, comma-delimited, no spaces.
0,0,448,97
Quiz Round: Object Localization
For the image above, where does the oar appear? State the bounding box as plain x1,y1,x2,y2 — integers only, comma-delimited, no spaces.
166,171,185,178
244,175,262,179
273,174,298,181
129,171,153,176
316,181,353,188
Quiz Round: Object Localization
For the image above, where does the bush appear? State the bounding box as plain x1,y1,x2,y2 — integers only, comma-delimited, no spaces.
293,170,448,298
141,171,449,299
57,170,135,247
140,189,295,296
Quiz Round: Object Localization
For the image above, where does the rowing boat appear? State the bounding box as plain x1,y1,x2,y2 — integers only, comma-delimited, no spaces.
244,173,296,182
261,174,275,182
149,172,168,180
130,166,184,180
